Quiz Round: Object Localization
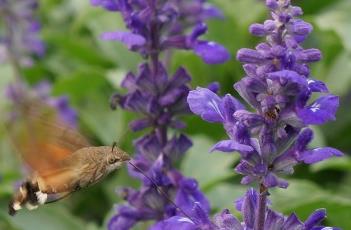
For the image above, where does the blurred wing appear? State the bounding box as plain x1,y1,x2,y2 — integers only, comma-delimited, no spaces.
7,98,91,174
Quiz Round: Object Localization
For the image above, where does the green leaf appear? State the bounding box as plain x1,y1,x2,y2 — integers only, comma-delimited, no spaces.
311,155,351,172
205,183,246,215
181,135,239,190
315,0,351,52
270,179,351,229
0,204,87,230
323,52,351,96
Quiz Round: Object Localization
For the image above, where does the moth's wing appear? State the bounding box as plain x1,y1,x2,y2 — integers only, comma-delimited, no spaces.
38,163,90,194
7,98,90,174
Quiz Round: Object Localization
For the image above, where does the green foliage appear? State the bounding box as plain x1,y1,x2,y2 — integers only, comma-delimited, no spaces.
1,0,351,229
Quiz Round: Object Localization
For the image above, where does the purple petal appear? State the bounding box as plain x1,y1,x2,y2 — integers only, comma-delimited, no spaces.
210,140,253,153
101,31,146,49
264,209,284,229
304,209,326,229
190,23,208,42
213,209,243,230
193,41,230,64
242,188,258,228
283,213,303,229
222,95,245,123
295,128,314,151
307,79,328,93
249,23,266,37
234,110,264,128
207,82,220,93
237,48,265,63
150,216,196,230
299,147,343,164
176,178,210,215
187,87,224,122
129,118,152,132
108,213,136,230
298,95,339,125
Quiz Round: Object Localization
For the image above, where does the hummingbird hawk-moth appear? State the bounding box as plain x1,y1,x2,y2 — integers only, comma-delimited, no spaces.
6,95,130,216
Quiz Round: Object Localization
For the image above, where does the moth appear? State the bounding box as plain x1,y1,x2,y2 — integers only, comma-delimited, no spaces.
6,96,130,216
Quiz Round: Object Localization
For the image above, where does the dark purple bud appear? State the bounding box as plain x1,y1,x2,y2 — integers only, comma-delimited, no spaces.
283,213,303,229
304,209,326,229
249,23,266,37
264,20,276,32
307,79,328,93
129,118,152,132
193,41,230,64
299,147,343,164
207,82,220,93
242,188,258,228
101,31,146,49
291,6,303,16
266,0,279,9
297,49,322,63
237,48,266,63
210,140,254,153
264,209,284,229
291,20,312,36
213,209,243,230
190,22,208,42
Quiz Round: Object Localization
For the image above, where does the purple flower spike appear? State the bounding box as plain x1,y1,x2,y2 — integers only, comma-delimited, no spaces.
0,0,45,66
158,188,337,230
188,0,342,190
93,0,228,228
92,0,229,64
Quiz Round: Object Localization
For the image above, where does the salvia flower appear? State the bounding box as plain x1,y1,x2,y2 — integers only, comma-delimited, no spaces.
153,188,340,230
187,0,342,189
91,0,230,64
0,0,45,66
91,0,230,229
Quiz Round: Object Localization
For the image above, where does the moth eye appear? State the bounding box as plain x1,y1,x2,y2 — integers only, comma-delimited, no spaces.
108,157,118,164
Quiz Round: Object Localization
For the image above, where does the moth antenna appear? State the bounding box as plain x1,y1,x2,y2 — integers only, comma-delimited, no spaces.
111,141,118,152
128,161,194,222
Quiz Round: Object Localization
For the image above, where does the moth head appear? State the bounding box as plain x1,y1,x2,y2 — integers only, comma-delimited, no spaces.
103,143,130,171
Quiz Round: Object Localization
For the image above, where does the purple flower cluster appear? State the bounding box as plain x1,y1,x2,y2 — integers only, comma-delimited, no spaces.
91,0,229,64
0,0,45,66
188,0,342,189
153,188,340,230
90,0,230,229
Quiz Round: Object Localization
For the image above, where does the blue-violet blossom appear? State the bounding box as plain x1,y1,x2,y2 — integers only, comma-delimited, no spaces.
0,0,45,66
187,0,343,189
90,0,230,229
153,188,340,230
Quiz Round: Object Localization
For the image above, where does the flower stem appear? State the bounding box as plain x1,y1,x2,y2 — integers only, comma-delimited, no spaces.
255,183,268,230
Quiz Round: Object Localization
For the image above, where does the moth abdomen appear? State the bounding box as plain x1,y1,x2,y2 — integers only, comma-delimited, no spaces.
8,180,48,216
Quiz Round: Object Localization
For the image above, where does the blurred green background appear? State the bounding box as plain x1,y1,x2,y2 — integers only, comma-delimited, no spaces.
1,0,351,229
